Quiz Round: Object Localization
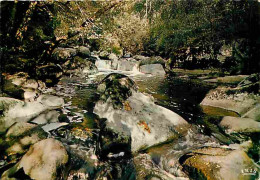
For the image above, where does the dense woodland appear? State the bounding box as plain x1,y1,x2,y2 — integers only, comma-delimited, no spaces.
1,0,259,81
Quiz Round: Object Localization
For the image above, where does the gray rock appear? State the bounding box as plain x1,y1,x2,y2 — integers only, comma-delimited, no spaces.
117,58,138,71
4,122,48,157
200,87,260,118
140,64,166,75
41,122,69,132
94,74,189,152
181,147,258,180
220,116,260,134
95,60,112,69
2,138,68,180
0,95,64,133
31,110,60,124
109,53,119,70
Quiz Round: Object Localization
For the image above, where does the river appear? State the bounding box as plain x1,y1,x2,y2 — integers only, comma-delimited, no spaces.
48,67,243,179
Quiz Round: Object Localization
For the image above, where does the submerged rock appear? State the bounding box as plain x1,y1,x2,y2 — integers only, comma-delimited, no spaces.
94,74,189,153
2,138,68,180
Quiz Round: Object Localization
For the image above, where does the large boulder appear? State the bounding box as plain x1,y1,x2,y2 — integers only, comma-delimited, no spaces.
117,58,139,71
2,138,68,180
3,122,48,158
140,64,166,75
94,74,189,154
181,147,258,180
139,56,165,67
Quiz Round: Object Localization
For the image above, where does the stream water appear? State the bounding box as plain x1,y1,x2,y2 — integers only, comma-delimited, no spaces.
47,68,243,179
38,65,256,179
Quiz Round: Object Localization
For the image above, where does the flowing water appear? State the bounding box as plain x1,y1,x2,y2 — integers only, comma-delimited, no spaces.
50,68,241,179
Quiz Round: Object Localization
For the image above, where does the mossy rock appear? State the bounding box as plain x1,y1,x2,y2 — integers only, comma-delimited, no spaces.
97,73,137,109
2,79,24,99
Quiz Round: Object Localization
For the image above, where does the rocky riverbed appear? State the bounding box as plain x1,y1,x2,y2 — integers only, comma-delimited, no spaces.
0,50,259,180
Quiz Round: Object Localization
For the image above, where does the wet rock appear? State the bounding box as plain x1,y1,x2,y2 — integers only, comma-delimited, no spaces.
220,116,260,134
134,154,188,180
117,58,139,71
78,46,90,58
0,95,64,133
94,74,189,153
181,146,258,180
31,110,60,124
3,73,46,102
4,122,47,158
200,87,260,118
140,64,166,75
2,138,68,180
95,60,112,69
41,122,69,132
